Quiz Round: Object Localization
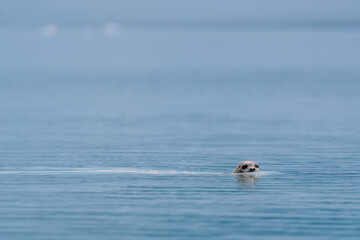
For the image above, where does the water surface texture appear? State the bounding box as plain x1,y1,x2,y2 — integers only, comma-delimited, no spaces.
0,69,359,239
2,2,360,238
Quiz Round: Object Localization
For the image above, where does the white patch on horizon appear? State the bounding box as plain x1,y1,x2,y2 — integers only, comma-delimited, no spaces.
103,22,122,35
42,23,58,37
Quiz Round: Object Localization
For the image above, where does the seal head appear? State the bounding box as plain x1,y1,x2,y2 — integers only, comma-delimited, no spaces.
233,161,260,173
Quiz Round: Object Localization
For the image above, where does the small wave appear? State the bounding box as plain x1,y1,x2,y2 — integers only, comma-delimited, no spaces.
230,171,279,178
0,168,279,176
89,168,204,175
0,168,203,175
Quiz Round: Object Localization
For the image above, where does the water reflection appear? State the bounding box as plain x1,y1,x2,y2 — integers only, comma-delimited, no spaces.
235,174,260,189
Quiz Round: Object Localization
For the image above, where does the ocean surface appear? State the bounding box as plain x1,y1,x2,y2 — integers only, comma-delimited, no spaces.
0,68,359,240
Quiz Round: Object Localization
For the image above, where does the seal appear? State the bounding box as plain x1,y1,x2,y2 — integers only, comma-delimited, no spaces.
233,161,260,173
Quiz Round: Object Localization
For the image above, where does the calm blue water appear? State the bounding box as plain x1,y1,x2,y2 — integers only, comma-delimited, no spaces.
0,69,359,239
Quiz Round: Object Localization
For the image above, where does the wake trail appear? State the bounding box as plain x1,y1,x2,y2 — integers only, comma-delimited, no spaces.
0,168,278,176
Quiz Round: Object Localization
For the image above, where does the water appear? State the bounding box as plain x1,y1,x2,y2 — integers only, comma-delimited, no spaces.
0,69,359,239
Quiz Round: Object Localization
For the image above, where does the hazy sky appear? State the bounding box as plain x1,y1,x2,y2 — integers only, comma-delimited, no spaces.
1,1,360,71
1,0,360,27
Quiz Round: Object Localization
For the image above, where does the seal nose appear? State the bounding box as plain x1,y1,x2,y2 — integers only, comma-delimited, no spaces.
249,168,255,172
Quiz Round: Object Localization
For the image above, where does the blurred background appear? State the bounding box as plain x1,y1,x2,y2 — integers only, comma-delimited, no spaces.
1,0,360,71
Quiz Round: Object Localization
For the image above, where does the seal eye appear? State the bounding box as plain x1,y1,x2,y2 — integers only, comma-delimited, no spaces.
241,165,248,169
255,164,259,168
